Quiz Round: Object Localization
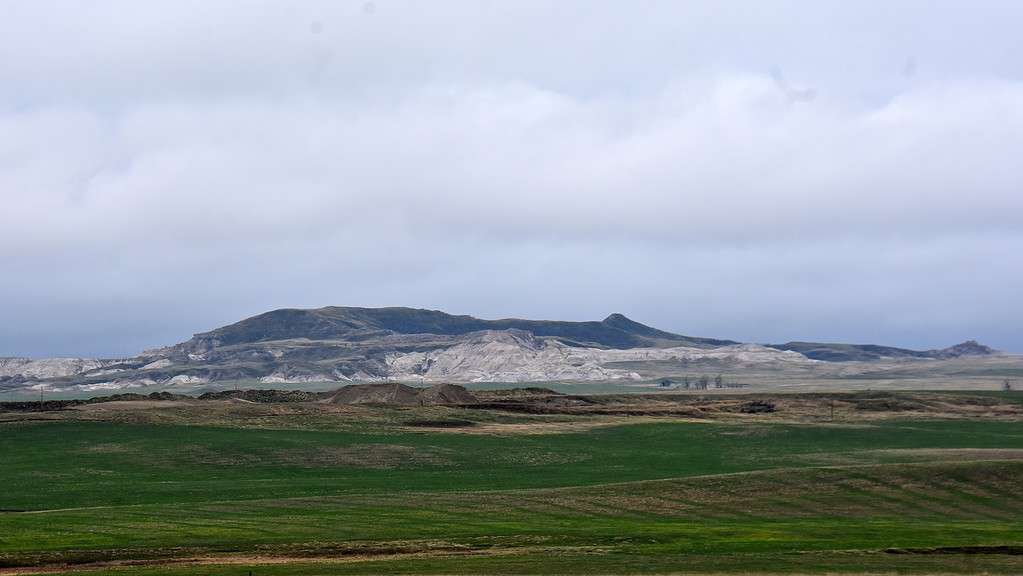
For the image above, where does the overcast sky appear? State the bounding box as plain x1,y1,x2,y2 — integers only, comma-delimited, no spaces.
2,0,1022,357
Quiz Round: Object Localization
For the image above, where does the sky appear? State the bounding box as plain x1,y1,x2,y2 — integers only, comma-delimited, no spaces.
1,0,1022,357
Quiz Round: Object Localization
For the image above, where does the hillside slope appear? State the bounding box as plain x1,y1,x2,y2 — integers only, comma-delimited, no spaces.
768,339,996,362
0,307,1002,392
177,307,736,352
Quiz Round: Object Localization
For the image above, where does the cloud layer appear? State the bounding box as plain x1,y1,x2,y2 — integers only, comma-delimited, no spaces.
2,1,1022,356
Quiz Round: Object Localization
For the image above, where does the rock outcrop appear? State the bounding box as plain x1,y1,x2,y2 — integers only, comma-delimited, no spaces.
0,357,107,379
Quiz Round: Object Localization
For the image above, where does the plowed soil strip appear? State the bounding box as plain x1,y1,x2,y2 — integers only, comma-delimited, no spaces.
0,545,593,575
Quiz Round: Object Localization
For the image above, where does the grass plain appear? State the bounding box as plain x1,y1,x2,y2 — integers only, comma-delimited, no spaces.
1,391,1022,575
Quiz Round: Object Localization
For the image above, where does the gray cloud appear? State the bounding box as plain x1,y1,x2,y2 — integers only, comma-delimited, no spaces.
1,1,1022,356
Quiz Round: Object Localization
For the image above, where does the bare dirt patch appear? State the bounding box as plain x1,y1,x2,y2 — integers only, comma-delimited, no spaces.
414,415,708,435
404,418,478,428
0,542,605,575
73,400,195,411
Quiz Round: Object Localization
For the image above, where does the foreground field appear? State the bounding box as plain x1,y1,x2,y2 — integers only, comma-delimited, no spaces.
1,391,1022,574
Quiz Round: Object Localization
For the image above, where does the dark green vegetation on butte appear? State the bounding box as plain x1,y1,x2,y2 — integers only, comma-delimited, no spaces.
1,391,1023,575
181,307,737,350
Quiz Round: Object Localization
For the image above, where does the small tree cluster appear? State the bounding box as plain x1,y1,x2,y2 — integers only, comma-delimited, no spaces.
677,375,706,390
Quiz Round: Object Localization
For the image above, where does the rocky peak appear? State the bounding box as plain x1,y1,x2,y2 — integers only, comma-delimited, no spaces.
934,340,996,359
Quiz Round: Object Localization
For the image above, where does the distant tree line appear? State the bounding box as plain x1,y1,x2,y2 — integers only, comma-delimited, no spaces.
660,374,748,390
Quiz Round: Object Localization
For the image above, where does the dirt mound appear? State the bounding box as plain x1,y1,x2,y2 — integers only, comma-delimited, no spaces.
197,389,320,403
739,400,777,414
326,383,421,405
0,391,190,413
418,384,478,405
325,383,477,406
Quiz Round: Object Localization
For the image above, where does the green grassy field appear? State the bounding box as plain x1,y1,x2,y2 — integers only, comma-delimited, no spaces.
2,411,1023,574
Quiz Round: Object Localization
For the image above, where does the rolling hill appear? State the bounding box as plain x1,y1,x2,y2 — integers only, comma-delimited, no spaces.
767,339,996,361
